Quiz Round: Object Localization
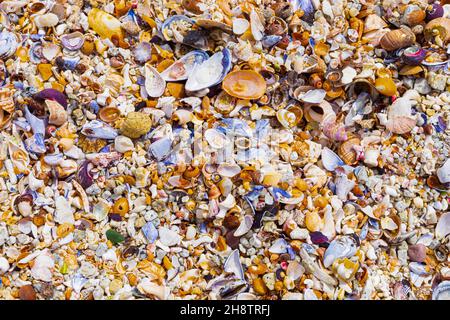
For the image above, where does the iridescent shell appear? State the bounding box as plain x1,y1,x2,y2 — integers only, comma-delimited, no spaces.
222,70,267,100
160,50,209,82
185,48,232,92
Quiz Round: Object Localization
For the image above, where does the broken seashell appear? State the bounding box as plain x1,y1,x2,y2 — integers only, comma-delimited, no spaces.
222,70,267,100
46,100,67,126
144,65,166,98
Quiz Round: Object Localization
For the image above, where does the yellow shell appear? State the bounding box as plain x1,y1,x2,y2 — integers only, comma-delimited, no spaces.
120,112,152,139
88,8,125,46
375,77,397,96
305,211,322,232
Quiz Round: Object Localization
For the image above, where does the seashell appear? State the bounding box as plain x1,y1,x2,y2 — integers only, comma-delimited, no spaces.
303,101,335,123
33,13,59,28
46,100,67,126
232,18,250,35
185,48,232,92
138,278,169,300
161,50,209,82
338,136,361,165
148,138,172,161
61,32,84,51
159,227,181,247
292,55,326,74
426,3,444,21
13,194,33,217
8,139,30,174
132,42,152,65
161,15,210,50
261,35,283,48
341,66,357,85
217,163,241,178
402,5,426,26
364,14,388,33
182,0,202,14
385,97,417,134
195,19,232,33
120,112,152,139
99,106,121,123
56,159,78,178
424,17,450,46
30,251,55,282
81,120,119,140
381,214,402,239
88,8,125,46
402,46,426,65
437,159,450,184
321,147,345,171
0,0,27,13
375,77,397,96
0,256,9,275
222,70,267,100
432,281,450,300
205,128,230,149
0,30,19,60
42,42,61,61
224,249,245,280
293,0,315,24
34,89,68,109
436,212,450,239
250,9,265,41
77,161,94,189
276,109,297,128
214,91,237,114
114,136,134,153
323,235,359,268
144,65,166,98
234,215,254,237
379,28,416,51
173,109,193,125
346,79,379,100
321,114,348,142
297,89,326,104
266,16,288,36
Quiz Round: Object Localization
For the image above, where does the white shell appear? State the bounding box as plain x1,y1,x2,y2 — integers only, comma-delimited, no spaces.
224,249,245,280
232,18,250,35
205,128,230,149
42,43,60,61
144,64,166,97
250,10,264,41
341,66,357,84
321,147,344,171
298,89,326,104
158,227,181,247
233,215,254,237
436,212,450,239
114,135,134,153
0,256,10,275
217,162,241,177
30,251,55,282
138,278,169,300
34,13,59,28
323,236,358,268
437,158,450,184
54,196,75,224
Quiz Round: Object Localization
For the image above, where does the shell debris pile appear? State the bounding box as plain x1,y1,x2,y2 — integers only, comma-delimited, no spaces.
0,0,450,301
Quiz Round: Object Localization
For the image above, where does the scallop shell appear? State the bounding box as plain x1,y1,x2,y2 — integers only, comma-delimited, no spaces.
222,70,267,100
120,112,152,139
185,48,232,92
379,28,416,51
144,65,166,98
46,100,68,126
161,50,209,82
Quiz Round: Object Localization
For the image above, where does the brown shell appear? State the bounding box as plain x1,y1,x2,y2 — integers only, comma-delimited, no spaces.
379,28,416,51
424,17,450,44
99,106,121,123
338,136,361,165
403,7,426,26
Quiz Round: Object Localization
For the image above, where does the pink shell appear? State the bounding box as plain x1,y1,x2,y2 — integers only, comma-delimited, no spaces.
386,116,416,134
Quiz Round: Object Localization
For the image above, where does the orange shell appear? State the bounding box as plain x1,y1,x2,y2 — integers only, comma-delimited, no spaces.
99,106,121,123
222,70,267,100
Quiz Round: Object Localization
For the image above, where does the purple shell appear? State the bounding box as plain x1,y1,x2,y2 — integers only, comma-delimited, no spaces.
310,231,329,244
34,88,68,108
402,46,426,65
426,3,444,21
77,161,94,189
61,32,84,51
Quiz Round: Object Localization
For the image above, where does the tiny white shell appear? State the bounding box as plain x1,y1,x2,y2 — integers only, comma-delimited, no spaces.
232,18,250,35
144,64,166,98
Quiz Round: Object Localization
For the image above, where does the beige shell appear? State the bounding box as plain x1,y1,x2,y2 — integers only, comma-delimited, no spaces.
46,100,68,126
120,112,152,139
303,101,335,123
0,87,15,114
338,136,361,165
379,28,416,51
424,17,450,45
364,14,388,33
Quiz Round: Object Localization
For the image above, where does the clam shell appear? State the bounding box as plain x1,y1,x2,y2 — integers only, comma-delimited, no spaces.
195,19,232,33
437,159,450,184
222,70,267,100
98,106,121,123
364,14,388,33
436,212,450,239
297,89,326,104
161,50,209,82
217,163,241,177
323,236,358,268
185,48,232,92
321,147,345,171
144,65,166,98
148,137,172,161
432,281,450,300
